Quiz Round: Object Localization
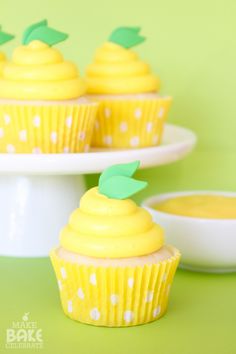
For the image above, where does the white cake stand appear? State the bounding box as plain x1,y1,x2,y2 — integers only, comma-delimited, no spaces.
0,123,197,257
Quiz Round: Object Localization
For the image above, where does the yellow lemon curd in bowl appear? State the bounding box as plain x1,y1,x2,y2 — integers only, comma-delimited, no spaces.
154,194,236,219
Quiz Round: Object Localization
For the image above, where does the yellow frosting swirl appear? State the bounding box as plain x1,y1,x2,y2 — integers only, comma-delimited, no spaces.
0,40,86,100
86,42,160,94
60,187,164,258
0,52,6,76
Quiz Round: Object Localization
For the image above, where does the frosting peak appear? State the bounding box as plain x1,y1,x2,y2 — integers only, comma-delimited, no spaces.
0,40,86,100
86,42,160,94
60,187,164,258
12,40,63,65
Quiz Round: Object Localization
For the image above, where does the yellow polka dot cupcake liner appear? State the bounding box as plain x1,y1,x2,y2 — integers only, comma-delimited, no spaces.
0,102,98,153
50,246,180,327
91,96,172,149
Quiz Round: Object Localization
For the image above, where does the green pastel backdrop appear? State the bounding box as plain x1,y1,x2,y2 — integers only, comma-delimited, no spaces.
1,1,236,353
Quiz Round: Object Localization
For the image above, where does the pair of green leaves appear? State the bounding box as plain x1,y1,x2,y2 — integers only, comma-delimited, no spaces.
22,19,68,46
98,161,147,200
109,27,145,49
0,26,14,46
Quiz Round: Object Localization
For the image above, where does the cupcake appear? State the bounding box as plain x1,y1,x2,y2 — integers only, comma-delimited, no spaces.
50,161,180,327
0,26,14,75
0,20,98,154
86,27,172,149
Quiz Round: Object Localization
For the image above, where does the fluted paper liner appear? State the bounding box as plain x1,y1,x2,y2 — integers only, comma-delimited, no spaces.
50,246,180,327
0,102,98,153
91,96,172,148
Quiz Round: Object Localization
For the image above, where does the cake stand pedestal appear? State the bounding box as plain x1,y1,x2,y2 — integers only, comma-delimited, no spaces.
0,124,197,257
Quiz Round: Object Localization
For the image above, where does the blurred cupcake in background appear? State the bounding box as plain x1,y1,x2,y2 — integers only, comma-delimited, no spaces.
0,20,98,154
86,27,172,149
0,26,14,76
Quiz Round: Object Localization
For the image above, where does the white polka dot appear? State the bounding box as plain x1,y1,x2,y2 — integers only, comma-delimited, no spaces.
153,305,161,318
0,128,4,138
77,287,85,299
19,130,27,142
32,147,41,154
120,121,128,132
124,310,133,323
146,122,153,132
110,294,119,305
128,277,134,289
33,115,41,127
60,267,67,279
67,300,73,313
63,147,70,153
78,131,86,141
4,114,11,125
162,273,167,282
166,284,171,296
90,308,100,320
84,144,90,152
6,144,15,154
158,107,165,118
152,135,159,144
66,116,72,128
130,136,139,147
58,280,62,291
50,131,57,144
103,135,112,146
145,291,154,303
104,107,111,118
90,273,97,286
95,120,100,129
134,108,142,119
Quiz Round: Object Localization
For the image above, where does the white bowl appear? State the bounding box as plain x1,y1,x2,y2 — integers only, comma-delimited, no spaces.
142,191,236,273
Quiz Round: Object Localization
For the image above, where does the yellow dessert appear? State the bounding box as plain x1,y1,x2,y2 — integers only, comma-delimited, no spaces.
60,186,164,258
86,27,171,148
51,161,180,327
0,20,97,154
0,52,6,75
86,41,159,94
0,26,15,76
0,40,85,100
154,194,236,219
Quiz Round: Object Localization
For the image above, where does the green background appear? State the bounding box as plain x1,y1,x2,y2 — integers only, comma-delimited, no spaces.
1,0,236,353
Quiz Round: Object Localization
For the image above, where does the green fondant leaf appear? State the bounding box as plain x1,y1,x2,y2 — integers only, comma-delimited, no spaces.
109,27,145,49
22,20,68,46
99,175,147,200
22,19,47,45
130,27,141,33
25,26,68,46
99,160,140,186
0,29,14,46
